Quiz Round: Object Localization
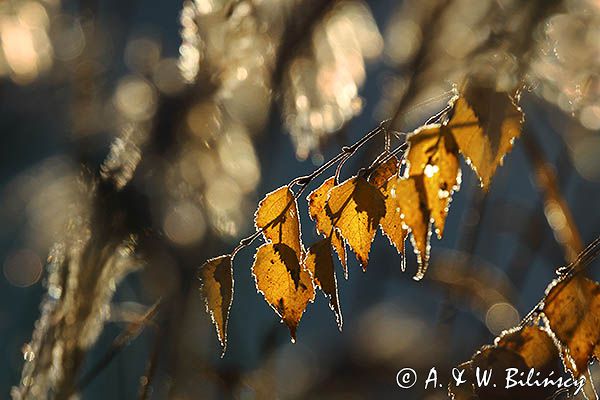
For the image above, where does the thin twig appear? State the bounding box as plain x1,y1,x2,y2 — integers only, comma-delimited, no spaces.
272,0,337,88
521,131,584,260
364,142,409,181
230,120,390,259
138,318,164,400
75,299,162,395
389,0,452,131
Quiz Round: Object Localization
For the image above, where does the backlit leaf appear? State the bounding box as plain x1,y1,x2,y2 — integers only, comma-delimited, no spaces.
383,175,430,279
332,232,347,279
308,178,335,237
255,185,302,258
496,325,559,370
307,177,347,276
543,275,600,377
326,176,385,270
305,238,342,330
406,124,461,237
450,326,560,400
448,87,523,190
368,155,400,189
370,156,408,258
199,255,233,354
252,243,315,341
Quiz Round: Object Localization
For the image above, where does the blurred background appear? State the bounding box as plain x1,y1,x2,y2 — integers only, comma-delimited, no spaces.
1,0,600,398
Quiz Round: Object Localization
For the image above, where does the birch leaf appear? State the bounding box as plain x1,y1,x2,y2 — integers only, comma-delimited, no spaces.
383,176,431,279
305,238,342,330
252,243,315,341
407,124,461,237
255,185,302,258
307,177,347,276
368,155,400,189
496,325,560,369
448,87,523,190
450,326,560,400
543,275,600,377
199,255,233,354
326,176,386,270
370,156,408,257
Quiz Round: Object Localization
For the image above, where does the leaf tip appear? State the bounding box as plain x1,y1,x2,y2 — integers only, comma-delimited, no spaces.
289,325,297,343
412,273,425,281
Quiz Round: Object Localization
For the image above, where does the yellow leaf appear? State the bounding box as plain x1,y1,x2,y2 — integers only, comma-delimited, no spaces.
367,155,400,189
370,156,407,258
543,275,600,377
308,178,335,236
252,243,315,341
450,326,560,400
406,124,461,237
331,231,347,278
326,176,385,270
307,177,347,276
199,255,233,354
383,175,430,279
305,238,342,330
496,326,559,370
255,185,302,258
448,87,523,190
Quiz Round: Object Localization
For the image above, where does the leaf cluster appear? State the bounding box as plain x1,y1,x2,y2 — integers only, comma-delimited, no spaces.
200,84,524,353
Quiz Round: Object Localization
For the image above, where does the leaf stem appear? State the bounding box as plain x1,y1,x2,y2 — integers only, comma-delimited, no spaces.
290,120,387,189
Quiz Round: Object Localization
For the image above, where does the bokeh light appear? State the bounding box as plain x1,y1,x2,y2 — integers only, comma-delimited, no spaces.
485,302,520,336
3,249,42,288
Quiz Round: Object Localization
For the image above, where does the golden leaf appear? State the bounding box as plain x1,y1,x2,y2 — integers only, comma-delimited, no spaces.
255,185,302,258
331,231,347,278
368,155,400,189
252,243,315,341
496,326,559,370
308,178,335,237
199,255,233,354
326,176,386,270
450,326,560,400
543,275,600,377
370,156,408,258
305,238,342,330
307,177,347,276
406,124,460,237
448,87,523,190
383,175,430,279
